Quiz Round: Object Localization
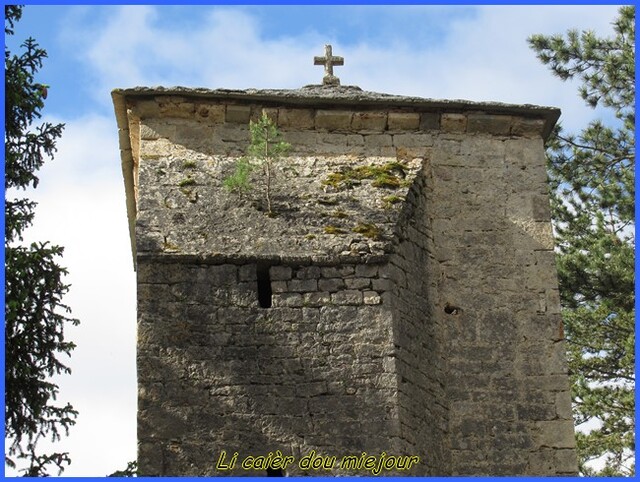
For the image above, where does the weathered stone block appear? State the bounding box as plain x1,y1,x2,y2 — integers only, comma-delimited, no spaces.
355,264,378,277
363,291,381,305
270,266,292,281
516,401,556,421
371,278,392,291
364,134,393,147
332,290,363,305
159,100,195,119
532,195,551,221
526,448,556,474
346,134,365,146
393,133,434,148
315,110,353,131
296,265,321,279
535,420,577,448
377,265,392,279
195,103,225,124
317,133,347,148
396,146,429,161
272,292,303,307
318,278,345,292
132,100,160,118
388,112,420,131
420,112,440,131
511,117,545,138
270,281,287,293
467,113,512,135
304,291,331,306
238,264,257,281
278,108,314,129
555,391,573,420
351,111,387,131
345,277,371,289
367,146,396,157
288,278,318,292
321,266,355,278
441,113,467,132
215,124,248,142
544,289,562,316
554,449,578,474
208,264,237,285
225,104,251,124
283,130,318,147
296,381,328,397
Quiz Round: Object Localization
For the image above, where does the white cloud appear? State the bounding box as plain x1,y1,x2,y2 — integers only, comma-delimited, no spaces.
7,114,137,476
67,5,621,130
341,5,621,131
69,6,325,110
39,114,119,185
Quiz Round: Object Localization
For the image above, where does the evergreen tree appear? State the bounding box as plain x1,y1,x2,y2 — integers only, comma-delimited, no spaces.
5,5,78,475
529,6,635,476
224,113,291,216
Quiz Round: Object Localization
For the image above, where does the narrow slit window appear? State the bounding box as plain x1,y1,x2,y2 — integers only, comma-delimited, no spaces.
257,264,272,308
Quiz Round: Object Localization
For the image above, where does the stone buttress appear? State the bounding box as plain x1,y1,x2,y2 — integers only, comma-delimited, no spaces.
112,84,578,476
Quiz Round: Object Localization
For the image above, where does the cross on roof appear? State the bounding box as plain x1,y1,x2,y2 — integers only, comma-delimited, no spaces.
314,44,344,86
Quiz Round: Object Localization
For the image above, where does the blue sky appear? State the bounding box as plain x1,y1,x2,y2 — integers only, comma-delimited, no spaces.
4,3,624,477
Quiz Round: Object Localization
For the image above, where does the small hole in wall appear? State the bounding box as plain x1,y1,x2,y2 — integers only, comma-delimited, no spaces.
257,263,272,308
266,468,284,477
444,303,461,315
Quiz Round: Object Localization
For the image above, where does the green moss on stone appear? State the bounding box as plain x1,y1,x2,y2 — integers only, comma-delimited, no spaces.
383,194,403,204
372,173,402,188
324,225,347,235
383,194,404,209
322,161,408,191
353,223,381,239
179,177,197,187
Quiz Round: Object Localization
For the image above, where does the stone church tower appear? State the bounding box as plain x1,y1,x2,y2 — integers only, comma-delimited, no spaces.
112,46,577,476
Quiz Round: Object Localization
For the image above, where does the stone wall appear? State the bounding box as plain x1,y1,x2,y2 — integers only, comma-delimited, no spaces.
137,259,407,476
116,86,578,476
426,134,576,474
388,170,450,475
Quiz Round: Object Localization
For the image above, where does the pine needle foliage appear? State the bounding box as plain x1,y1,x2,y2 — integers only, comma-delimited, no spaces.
529,6,635,476
5,5,79,476
224,113,291,216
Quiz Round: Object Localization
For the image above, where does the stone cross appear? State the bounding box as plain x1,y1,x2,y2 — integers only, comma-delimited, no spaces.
314,44,344,86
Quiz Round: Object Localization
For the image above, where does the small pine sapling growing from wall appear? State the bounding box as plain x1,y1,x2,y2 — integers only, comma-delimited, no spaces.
223,156,253,194
224,113,291,216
